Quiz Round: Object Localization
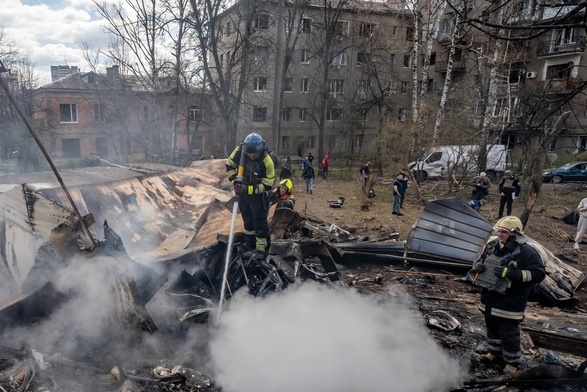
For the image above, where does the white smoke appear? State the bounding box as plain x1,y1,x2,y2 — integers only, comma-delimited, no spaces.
210,282,466,392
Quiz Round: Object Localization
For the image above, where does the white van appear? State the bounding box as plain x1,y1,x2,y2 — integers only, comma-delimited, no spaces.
409,145,508,181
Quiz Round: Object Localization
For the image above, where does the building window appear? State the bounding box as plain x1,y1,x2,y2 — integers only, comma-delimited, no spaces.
359,23,375,37
389,80,397,94
405,27,414,40
390,54,396,68
426,79,434,92
284,77,293,92
96,137,108,156
500,134,516,149
399,108,406,122
358,80,368,100
308,135,316,148
334,20,349,36
190,106,202,121
329,79,344,96
62,138,81,158
330,52,347,67
300,78,309,93
553,27,577,46
359,108,368,125
94,104,105,122
401,81,408,94
301,49,311,64
580,137,587,152
357,52,371,66
454,48,462,62
254,77,267,91
253,107,268,122
226,22,232,36
403,54,411,67
282,107,292,121
549,138,557,152
301,18,312,33
60,103,78,123
547,63,573,79
254,14,269,29
282,136,290,150
430,51,436,65
326,108,343,121
299,108,308,122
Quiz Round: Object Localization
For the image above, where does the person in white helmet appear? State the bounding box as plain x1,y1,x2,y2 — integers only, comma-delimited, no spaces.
469,216,545,374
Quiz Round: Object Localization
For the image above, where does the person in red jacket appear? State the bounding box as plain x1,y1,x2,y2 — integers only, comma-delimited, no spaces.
321,154,329,180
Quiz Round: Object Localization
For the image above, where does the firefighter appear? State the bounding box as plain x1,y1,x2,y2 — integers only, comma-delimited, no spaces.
469,216,545,374
271,178,295,209
226,133,275,258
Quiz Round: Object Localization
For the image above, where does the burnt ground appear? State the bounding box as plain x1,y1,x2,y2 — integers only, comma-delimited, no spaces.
1,170,586,392
293,171,587,388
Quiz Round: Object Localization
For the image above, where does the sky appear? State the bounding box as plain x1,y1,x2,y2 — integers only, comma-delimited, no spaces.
0,0,112,85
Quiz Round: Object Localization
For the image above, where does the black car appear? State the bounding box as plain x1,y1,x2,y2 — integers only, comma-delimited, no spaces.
542,162,587,183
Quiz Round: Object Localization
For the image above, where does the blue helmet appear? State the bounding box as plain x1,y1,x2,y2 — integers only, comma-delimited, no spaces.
243,133,265,153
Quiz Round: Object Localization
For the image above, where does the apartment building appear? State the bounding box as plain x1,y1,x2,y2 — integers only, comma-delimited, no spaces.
32,66,214,165
214,0,416,158
213,0,587,164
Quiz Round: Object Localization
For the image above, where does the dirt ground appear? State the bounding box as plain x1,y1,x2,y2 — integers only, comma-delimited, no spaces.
291,169,587,385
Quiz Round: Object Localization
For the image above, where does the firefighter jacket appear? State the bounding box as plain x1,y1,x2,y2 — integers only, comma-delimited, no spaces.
273,192,295,208
478,238,546,321
226,146,275,192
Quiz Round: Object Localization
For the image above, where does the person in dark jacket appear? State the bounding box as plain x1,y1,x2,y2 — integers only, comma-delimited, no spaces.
472,171,491,201
469,216,545,374
392,173,404,216
303,162,315,193
226,133,275,258
498,171,521,218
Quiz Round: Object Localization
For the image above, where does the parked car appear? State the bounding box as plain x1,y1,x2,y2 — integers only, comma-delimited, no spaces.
542,162,587,183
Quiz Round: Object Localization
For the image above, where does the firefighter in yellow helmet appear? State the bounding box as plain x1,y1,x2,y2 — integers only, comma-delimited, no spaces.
469,216,545,374
271,178,295,209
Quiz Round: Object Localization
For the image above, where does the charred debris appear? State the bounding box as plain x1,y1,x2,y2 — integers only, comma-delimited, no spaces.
0,160,585,391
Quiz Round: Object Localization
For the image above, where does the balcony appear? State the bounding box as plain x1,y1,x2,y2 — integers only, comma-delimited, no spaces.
435,59,466,73
537,37,586,56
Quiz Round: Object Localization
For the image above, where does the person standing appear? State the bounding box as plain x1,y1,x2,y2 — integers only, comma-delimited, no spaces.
472,172,491,201
469,216,545,374
321,153,329,180
498,171,521,218
399,167,410,208
359,160,371,188
226,133,275,258
573,196,587,251
307,152,314,165
304,162,315,194
392,173,404,216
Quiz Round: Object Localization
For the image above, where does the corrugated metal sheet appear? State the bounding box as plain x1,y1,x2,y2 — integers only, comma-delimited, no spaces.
0,160,243,304
406,197,493,265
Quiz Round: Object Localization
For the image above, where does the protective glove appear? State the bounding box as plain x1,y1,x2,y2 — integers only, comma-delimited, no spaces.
233,182,244,194
473,263,486,273
493,264,522,281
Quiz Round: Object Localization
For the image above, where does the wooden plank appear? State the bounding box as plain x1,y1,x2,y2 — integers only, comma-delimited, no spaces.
523,326,587,357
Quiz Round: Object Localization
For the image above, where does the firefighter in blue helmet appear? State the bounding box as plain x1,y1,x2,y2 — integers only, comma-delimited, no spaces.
226,133,275,258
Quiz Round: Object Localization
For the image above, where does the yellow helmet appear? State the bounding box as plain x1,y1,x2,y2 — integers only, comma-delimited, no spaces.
494,216,524,235
279,178,293,192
